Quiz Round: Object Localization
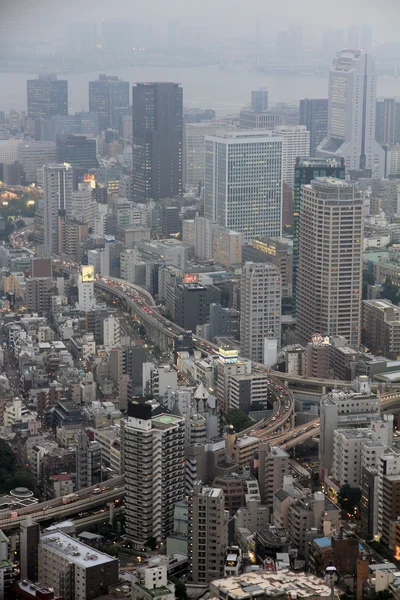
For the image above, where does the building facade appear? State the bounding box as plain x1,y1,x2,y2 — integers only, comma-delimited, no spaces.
43,163,73,252
299,99,328,156
27,74,68,119
89,74,129,131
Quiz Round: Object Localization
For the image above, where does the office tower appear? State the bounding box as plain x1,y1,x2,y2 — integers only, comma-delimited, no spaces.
258,444,289,507
375,98,400,146
76,431,102,490
183,122,237,188
347,24,360,49
17,141,56,183
58,215,89,261
297,178,363,347
121,402,185,548
161,204,180,237
251,88,269,112
101,20,133,56
57,135,98,170
39,531,118,600
321,29,344,59
132,82,183,201
299,99,328,155
68,22,96,55
273,125,310,188
204,131,282,242
317,50,384,177
377,452,400,547
77,265,95,310
292,158,345,313
26,277,55,313
240,262,281,363
27,74,68,119
188,483,228,584
361,25,373,54
239,110,275,130
20,519,40,582
89,74,129,132
43,163,73,252
0,139,21,164
69,182,98,227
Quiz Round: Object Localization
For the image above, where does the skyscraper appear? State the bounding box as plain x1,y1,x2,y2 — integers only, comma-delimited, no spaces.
347,24,360,49
27,74,68,119
204,131,283,242
132,82,183,201
240,262,281,364
273,125,310,188
121,402,185,548
296,178,364,347
299,99,328,155
57,135,98,170
76,431,102,490
251,88,269,112
317,50,384,177
292,158,345,313
321,29,344,60
43,163,73,253
375,98,400,147
89,74,129,132
188,483,228,584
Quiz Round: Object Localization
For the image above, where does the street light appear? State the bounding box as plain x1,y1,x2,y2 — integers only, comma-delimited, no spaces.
325,563,338,600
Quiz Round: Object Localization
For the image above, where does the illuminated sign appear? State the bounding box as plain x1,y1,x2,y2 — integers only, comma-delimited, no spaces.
218,347,239,364
183,274,199,284
81,265,95,282
311,333,330,345
253,240,276,256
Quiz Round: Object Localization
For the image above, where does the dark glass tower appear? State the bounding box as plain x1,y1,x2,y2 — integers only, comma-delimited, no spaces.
27,74,68,119
89,74,129,132
57,135,98,170
299,98,328,156
132,82,183,201
293,157,345,314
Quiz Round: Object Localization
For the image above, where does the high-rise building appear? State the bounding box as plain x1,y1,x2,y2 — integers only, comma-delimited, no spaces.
89,74,129,132
377,452,400,547
132,82,183,201
258,444,289,507
43,163,73,252
273,125,310,188
26,277,55,313
347,24,360,49
20,519,40,583
321,29,344,60
38,531,118,600
204,131,282,242
188,483,228,584
299,99,328,155
183,122,237,188
296,178,363,347
17,141,57,183
76,431,102,490
292,158,345,313
375,98,400,147
27,74,68,119
251,88,269,112
77,266,95,310
121,402,185,548
57,135,98,170
239,111,275,130
240,262,281,364
317,50,384,177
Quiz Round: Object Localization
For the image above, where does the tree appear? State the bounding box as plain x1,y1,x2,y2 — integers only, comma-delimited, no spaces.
380,277,400,306
224,409,254,433
376,591,394,600
362,270,375,300
171,578,189,600
337,484,361,516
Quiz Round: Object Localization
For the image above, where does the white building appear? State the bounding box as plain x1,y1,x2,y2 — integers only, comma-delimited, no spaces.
43,163,73,252
319,378,381,474
183,122,237,188
204,130,283,242
385,145,400,177
69,182,98,227
240,262,281,363
273,125,310,187
318,50,384,177
93,203,108,237
0,139,21,164
17,141,57,183
103,315,120,349
142,363,178,399
120,248,140,282
121,404,185,548
77,276,94,311
38,530,119,600
132,563,175,600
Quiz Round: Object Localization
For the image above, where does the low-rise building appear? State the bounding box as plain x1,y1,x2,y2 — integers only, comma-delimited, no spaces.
362,299,400,359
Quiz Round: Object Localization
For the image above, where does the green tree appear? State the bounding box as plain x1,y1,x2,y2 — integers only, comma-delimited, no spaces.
171,578,189,600
224,409,254,433
337,484,361,516
376,591,394,600
381,277,400,305
362,270,375,300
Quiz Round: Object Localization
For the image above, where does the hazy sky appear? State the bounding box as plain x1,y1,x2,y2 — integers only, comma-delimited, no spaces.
2,0,400,43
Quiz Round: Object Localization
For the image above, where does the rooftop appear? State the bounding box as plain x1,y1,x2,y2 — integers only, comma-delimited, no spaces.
152,414,183,427
40,531,117,568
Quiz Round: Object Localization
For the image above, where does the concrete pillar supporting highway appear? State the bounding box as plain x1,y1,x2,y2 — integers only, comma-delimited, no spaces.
322,386,326,395
108,502,115,525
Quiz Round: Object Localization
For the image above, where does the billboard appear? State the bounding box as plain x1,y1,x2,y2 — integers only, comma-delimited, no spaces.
183,274,199,284
219,347,238,364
